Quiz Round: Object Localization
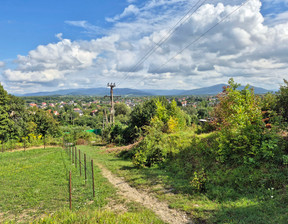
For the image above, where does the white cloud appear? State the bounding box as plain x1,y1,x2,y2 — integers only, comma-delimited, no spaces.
106,5,140,22
265,11,288,25
55,33,63,40
0,61,5,68
2,0,288,93
65,20,104,35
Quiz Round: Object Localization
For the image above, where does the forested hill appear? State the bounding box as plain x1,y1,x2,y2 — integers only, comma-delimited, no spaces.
17,84,271,97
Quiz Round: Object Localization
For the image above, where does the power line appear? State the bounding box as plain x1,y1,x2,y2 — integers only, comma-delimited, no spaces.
116,0,208,87
135,0,250,86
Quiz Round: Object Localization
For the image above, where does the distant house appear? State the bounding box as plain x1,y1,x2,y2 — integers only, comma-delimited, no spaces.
29,103,37,107
181,101,187,107
53,111,60,116
74,108,83,116
90,109,98,116
41,102,47,109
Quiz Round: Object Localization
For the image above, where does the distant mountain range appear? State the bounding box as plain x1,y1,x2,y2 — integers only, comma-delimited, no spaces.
18,84,271,97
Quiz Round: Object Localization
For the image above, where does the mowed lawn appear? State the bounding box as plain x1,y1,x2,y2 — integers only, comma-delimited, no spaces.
0,147,115,223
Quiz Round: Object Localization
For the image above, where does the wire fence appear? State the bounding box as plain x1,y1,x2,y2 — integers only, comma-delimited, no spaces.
63,143,96,210
0,140,98,212
1,136,61,153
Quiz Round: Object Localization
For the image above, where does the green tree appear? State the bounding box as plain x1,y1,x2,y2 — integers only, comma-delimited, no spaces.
277,79,288,122
114,103,130,116
32,109,60,137
0,84,12,143
7,94,27,139
130,98,158,129
211,78,275,164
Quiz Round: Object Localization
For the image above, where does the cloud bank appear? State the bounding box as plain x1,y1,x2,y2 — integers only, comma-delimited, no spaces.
2,0,288,93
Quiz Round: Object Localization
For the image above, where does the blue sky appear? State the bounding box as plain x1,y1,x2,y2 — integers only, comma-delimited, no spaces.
1,0,288,94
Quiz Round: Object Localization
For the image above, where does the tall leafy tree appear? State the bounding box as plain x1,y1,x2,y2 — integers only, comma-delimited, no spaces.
7,94,27,139
211,78,268,163
277,79,288,122
0,84,12,142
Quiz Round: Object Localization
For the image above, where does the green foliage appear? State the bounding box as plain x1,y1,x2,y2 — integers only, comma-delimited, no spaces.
129,98,158,129
131,129,193,168
115,102,130,116
132,150,148,168
110,122,128,145
150,99,187,133
62,126,97,145
211,78,281,164
0,84,12,142
190,169,207,193
74,115,101,129
32,109,61,137
277,79,288,122
283,155,288,165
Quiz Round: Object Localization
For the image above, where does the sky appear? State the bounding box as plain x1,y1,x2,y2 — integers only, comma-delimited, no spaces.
0,0,288,94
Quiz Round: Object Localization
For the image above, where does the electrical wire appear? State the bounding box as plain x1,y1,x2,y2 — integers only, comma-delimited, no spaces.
116,0,208,87
135,0,250,86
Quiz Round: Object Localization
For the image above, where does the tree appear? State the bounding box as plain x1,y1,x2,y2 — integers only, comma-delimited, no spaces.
211,78,274,164
7,94,27,139
0,84,12,143
130,98,158,129
114,103,130,116
277,79,288,122
34,109,60,137
31,109,60,148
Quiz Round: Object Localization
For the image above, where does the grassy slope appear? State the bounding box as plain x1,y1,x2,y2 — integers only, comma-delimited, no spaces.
0,147,164,224
79,131,288,224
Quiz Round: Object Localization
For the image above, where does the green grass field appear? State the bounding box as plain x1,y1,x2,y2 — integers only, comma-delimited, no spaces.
0,147,164,224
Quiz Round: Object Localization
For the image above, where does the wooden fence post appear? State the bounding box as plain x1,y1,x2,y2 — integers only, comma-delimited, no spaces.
72,147,74,164
91,159,95,198
69,171,72,210
84,154,87,182
75,147,77,168
79,150,81,176
69,147,71,161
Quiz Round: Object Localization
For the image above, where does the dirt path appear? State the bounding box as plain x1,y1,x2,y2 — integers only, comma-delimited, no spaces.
102,139,142,153
4,145,59,153
96,162,193,224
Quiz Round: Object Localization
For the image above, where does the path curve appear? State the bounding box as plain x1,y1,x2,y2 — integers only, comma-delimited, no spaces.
96,162,193,224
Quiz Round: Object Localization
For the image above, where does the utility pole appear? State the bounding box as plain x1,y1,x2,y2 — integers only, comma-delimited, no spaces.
104,83,121,124
107,83,116,124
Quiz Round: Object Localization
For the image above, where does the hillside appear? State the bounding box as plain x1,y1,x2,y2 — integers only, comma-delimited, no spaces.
19,84,271,97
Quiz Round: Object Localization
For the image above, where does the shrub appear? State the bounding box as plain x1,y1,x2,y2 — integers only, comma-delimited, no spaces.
190,169,207,193
211,78,282,164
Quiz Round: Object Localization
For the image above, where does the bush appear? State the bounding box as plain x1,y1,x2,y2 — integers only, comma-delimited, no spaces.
211,79,283,164
190,169,207,193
